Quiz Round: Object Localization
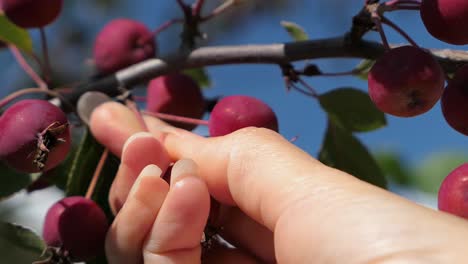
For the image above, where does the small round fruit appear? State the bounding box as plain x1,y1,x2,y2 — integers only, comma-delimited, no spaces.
420,0,468,45
0,99,71,173
438,163,468,219
146,73,205,130
93,18,156,74
2,0,63,28
368,46,445,117
209,95,279,137
441,65,468,136
43,196,109,261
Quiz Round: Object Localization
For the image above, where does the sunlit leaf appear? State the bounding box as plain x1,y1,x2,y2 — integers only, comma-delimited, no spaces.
0,222,47,263
183,68,212,88
319,87,386,132
0,13,33,52
353,59,375,80
280,21,309,41
413,152,468,194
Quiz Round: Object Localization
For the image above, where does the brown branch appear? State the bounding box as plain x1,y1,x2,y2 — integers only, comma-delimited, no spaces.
56,36,468,110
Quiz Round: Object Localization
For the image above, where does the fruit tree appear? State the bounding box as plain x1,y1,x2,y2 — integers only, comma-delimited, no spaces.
0,0,467,263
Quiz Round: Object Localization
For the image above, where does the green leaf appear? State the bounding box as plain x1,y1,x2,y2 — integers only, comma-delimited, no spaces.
65,129,105,196
280,21,309,41
65,128,118,219
412,152,468,194
65,129,118,218
0,13,33,52
43,127,88,191
0,162,33,199
353,59,375,80
318,121,387,189
0,222,47,263
319,87,386,132
374,151,413,186
183,68,211,89
64,129,118,263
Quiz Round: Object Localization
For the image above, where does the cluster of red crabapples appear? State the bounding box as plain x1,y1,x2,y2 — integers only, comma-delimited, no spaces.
367,0,468,220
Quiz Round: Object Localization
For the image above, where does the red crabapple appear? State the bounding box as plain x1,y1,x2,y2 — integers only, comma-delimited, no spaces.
209,95,279,137
2,0,63,28
93,18,156,74
43,196,109,261
420,0,468,45
146,73,205,130
438,163,468,219
441,65,468,136
0,99,70,173
368,46,445,117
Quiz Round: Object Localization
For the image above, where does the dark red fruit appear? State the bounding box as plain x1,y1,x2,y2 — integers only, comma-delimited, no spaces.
420,0,468,45
0,99,70,173
368,46,445,117
93,18,156,74
43,196,108,261
438,163,468,219
441,65,468,136
146,73,205,130
209,95,279,137
2,0,63,28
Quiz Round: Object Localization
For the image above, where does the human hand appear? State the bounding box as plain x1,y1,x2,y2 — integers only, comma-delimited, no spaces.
90,102,468,264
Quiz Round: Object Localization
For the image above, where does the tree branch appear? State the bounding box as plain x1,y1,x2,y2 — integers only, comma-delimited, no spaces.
55,35,468,111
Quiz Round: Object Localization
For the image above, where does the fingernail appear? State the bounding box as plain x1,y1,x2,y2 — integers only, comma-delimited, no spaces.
129,164,162,196
77,92,112,125
122,132,155,157
140,164,162,178
170,159,198,185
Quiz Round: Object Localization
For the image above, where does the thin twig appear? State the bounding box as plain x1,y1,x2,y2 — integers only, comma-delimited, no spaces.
193,0,205,16
381,16,419,47
85,148,109,199
142,110,210,126
201,0,238,22
126,99,149,131
371,16,390,50
40,27,52,86
176,0,187,10
0,88,62,109
154,18,184,36
9,45,48,89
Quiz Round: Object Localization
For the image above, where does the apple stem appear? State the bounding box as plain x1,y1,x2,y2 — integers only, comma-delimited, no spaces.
289,136,299,143
371,16,391,51
176,0,190,12
0,88,62,110
133,95,147,102
192,0,205,17
85,148,109,200
319,70,357,77
386,0,421,8
8,45,48,90
201,0,238,22
39,27,53,86
381,16,419,48
125,98,150,131
149,18,184,40
142,110,210,126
